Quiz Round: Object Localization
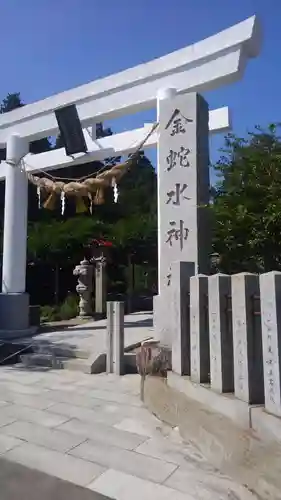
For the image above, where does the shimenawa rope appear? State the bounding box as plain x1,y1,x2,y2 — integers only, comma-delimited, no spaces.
24,122,158,214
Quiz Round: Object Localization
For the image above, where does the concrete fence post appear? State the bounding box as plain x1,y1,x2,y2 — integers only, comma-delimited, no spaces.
231,272,264,404
260,271,281,417
190,274,209,383
171,261,195,376
208,273,234,393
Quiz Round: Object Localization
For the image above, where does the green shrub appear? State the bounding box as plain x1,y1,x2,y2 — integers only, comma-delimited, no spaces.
40,294,79,323
58,294,78,320
40,305,59,323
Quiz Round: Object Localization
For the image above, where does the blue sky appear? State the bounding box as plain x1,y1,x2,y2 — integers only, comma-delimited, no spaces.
0,0,279,182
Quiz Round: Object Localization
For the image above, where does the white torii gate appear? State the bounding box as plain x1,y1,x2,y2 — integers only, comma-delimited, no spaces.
0,15,261,332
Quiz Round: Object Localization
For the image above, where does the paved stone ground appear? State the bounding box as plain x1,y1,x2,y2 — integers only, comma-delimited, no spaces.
0,365,257,500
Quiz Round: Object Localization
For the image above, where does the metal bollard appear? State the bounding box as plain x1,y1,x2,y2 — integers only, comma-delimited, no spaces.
106,301,124,375
106,301,114,373
112,301,125,375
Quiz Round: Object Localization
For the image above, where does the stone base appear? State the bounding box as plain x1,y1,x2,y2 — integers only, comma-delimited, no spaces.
76,315,94,321
0,293,29,331
94,312,106,321
29,305,41,327
153,294,172,347
0,327,37,340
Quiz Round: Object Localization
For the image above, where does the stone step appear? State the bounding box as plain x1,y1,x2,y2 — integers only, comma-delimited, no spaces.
20,353,68,370
20,352,137,375
32,342,90,359
20,353,98,373
63,357,101,374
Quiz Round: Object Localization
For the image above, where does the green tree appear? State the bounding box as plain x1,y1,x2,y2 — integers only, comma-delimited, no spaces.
0,92,51,154
213,124,281,273
117,152,157,216
27,216,111,265
0,92,23,113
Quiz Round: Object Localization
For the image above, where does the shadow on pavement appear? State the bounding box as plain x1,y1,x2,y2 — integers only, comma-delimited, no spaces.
0,457,113,500
39,317,153,334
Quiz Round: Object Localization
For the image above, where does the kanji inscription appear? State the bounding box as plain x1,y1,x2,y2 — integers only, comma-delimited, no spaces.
263,304,276,405
166,266,172,286
165,109,193,137
166,219,189,250
166,147,190,171
166,183,190,205
170,117,186,136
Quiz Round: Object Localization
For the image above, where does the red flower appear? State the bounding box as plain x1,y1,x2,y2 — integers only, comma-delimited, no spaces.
100,240,113,247
90,239,113,248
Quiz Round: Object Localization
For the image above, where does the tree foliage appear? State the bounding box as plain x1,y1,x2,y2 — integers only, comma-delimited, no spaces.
213,124,281,273
27,216,110,265
0,92,52,154
117,151,157,216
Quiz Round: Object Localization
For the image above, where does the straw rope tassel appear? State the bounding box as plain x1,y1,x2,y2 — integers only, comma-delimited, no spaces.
75,197,88,213
94,188,104,206
43,192,57,210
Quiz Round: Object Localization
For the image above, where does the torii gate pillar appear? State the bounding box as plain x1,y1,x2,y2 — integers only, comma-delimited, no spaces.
0,134,30,333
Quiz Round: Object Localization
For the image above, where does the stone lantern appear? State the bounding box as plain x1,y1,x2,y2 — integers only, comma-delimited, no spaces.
210,252,221,274
73,258,94,318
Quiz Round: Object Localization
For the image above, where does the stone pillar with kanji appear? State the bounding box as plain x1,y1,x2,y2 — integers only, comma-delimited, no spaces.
94,255,107,317
154,90,211,347
89,239,112,318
